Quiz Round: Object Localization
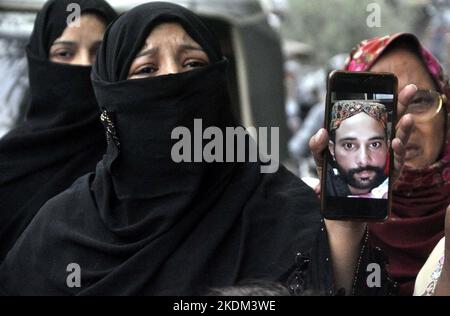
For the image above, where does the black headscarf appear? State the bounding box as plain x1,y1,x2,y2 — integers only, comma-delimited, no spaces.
29,0,117,59
94,1,222,81
0,0,117,262
0,2,321,295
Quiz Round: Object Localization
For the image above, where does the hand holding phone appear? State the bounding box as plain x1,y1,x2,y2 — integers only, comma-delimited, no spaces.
308,79,415,293
320,71,398,221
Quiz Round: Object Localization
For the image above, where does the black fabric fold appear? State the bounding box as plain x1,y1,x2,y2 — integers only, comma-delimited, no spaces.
0,0,117,262
288,221,399,296
0,2,322,295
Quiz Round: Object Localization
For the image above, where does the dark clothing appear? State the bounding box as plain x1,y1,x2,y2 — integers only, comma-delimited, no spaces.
0,2,394,296
0,0,117,262
289,220,398,296
0,2,322,296
0,163,323,295
0,3,320,295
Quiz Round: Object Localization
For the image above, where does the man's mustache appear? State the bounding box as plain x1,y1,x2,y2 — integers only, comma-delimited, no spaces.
348,165,385,177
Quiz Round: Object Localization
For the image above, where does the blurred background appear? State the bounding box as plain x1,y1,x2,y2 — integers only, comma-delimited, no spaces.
1,0,449,177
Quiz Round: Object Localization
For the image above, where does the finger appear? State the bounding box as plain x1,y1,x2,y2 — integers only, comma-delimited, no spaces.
392,115,413,181
314,184,320,193
393,85,416,177
395,114,414,146
397,84,418,117
392,137,405,178
309,128,329,177
310,128,329,163
314,184,321,199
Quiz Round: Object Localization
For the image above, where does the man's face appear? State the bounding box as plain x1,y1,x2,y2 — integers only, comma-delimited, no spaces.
329,112,388,195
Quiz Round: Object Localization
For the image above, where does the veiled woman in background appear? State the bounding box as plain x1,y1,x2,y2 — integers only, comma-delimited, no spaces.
0,0,117,262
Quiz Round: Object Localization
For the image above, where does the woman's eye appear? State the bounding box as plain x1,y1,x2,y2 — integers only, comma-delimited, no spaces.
409,96,434,113
184,60,207,69
409,101,429,113
135,65,158,76
52,50,74,59
410,96,423,104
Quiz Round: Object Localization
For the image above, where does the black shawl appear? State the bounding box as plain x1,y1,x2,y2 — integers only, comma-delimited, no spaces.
0,2,321,295
0,0,117,262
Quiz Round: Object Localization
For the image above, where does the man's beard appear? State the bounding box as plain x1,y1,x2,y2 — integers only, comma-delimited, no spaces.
336,164,387,191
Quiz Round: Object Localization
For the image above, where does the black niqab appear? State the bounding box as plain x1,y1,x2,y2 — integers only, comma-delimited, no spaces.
0,2,321,295
0,0,117,262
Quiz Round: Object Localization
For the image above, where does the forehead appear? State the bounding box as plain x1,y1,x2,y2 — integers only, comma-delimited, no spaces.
143,22,196,45
370,48,435,91
58,14,106,40
335,113,385,140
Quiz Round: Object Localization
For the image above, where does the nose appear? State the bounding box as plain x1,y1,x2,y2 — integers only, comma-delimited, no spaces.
72,50,91,66
356,146,371,167
160,60,181,76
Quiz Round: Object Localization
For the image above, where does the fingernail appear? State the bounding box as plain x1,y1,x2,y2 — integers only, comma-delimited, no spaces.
408,84,418,92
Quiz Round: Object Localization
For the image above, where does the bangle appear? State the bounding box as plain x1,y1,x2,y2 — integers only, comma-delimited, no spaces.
422,256,445,296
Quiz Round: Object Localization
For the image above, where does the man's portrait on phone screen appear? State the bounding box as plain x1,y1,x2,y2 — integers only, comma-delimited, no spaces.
326,100,390,199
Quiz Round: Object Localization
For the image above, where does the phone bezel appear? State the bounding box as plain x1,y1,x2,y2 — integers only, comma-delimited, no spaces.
320,70,398,222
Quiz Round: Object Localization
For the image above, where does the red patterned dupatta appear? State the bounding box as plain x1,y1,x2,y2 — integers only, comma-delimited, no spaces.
345,33,450,295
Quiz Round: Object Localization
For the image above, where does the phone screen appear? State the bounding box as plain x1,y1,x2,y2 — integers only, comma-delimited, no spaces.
321,71,398,221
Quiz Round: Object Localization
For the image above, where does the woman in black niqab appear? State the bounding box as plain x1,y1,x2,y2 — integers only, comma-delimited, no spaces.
0,2,324,295
0,0,117,262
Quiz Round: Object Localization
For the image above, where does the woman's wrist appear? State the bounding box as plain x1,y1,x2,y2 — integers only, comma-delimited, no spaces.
324,219,368,295
324,219,367,242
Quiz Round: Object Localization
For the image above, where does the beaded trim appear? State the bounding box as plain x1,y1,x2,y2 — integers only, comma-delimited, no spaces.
421,255,445,296
100,110,121,148
351,226,369,296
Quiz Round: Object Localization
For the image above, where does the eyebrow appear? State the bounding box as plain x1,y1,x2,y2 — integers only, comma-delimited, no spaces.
51,41,78,47
369,136,386,141
135,47,159,58
338,137,357,143
179,44,205,52
134,44,205,58
338,136,386,143
51,40,103,52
